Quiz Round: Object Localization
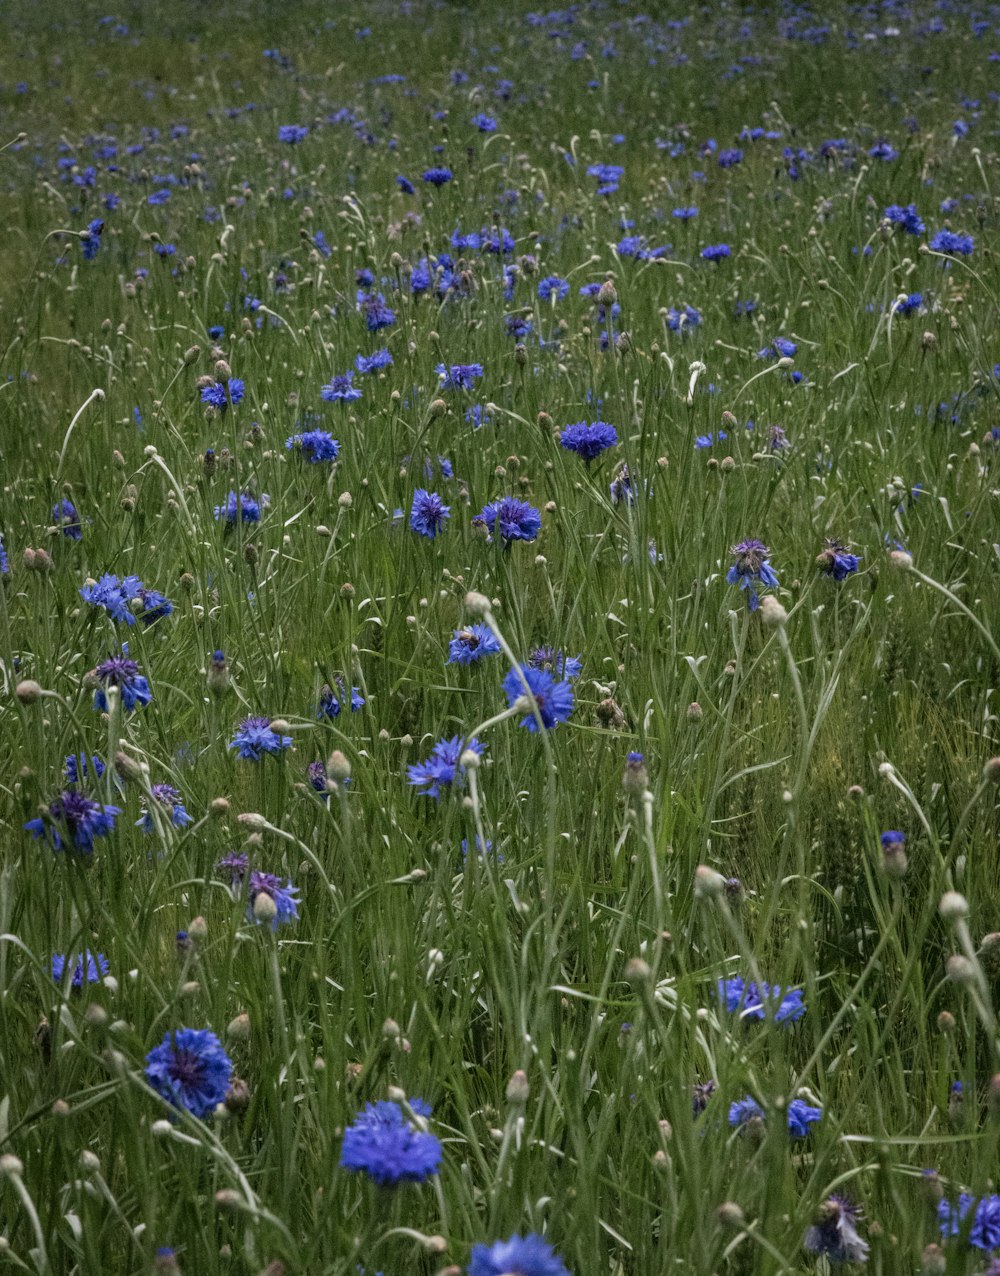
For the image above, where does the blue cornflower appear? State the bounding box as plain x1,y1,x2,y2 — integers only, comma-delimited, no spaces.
355,348,393,374
726,539,779,612
503,665,574,731
286,429,340,463
471,113,497,132
340,1098,442,1186
200,378,245,412
930,229,975,255
214,491,267,524
728,1096,765,1129
422,167,453,186
360,292,396,331
396,174,415,194
317,681,365,719
527,647,582,680
805,1197,869,1263
469,1234,570,1276
475,497,541,545
407,736,484,799
80,573,142,624
884,203,925,235
435,362,484,392
80,218,104,260
64,753,105,785
137,784,193,833
144,1027,233,1119
0,534,7,576
229,716,293,760
247,870,300,930
278,124,308,144
537,275,570,301
51,951,109,987
758,337,797,359
147,189,171,206
136,586,173,625
559,420,618,463
716,976,805,1023
25,790,121,854
216,850,249,887
51,499,82,540
868,141,898,161
505,314,532,339
787,1099,823,1137
93,653,152,712
410,489,451,539
672,206,699,220
665,305,702,331
448,624,502,665
895,293,923,316
817,540,861,580
320,371,362,402
718,147,743,168
938,1195,1000,1249
700,243,731,261
880,830,905,848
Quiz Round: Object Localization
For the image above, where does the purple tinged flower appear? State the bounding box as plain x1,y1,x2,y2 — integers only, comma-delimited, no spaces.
396,174,415,194
787,1098,823,1137
503,665,574,731
726,539,779,612
880,830,905,848
200,379,245,412
247,870,300,930
527,647,581,680
728,1096,765,1129
316,680,365,719
884,203,925,235
51,951,109,987
216,850,249,886
471,113,497,132
80,219,104,260
286,429,340,463
64,754,105,785
80,573,143,624
229,716,293,760
320,371,362,402
410,489,451,538
805,1197,869,1263
137,784,193,833
559,420,618,463
278,124,308,144
214,491,266,524
537,275,570,301
715,975,805,1023
355,348,393,374
144,1027,233,1119
817,540,861,581
448,624,502,665
868,141,898,161
468,1233,570,1276
930,229,975,255
94,654,152,711
53,499,82,540
422,167,453,186
435,362,484,391
407,736,485,799
136,586,173,625
340,1098,442,1186
474,497,541,545
25,790,121,853
938,1195,1000,1249
360,292,396,331
147,189,171,206
700,243,731,261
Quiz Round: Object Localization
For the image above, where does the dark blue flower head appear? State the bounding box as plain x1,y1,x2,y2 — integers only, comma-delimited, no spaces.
407,736,484,799
216,849,249,887
229,716,293,760
214,491,267,524
136,586,173,625
468,1233,570,1276
80,573,143,624
435,362,484,392
472,113,497,132
355,347,393,374
448,624,502,665
93,654,152,712
700,243,731,261
340,1098,442,1186
422,167,453,187
726,539,779,612
320,371,362,403
52,950,109,987
25,790,121,853
805,1197,869,1264
80,219,105,259
817,540,861,581
938,1195,1000,1249
316,680,365,720
144,1027,233,1119
716,975,805,1023
930,229,975,256
538,275,569,301
286,429,340,463
503,665,574,731
247,870,300,930
474,497,541,545
53,499,83,541
880,830,905,848
360,292,396,331
278,124,308,144
884,203,925,235
559,421,618,463
200,379,245,412
728,1095,765,1130
410,489,451,539
65,753,105,785
137,784,193,833
787,1098,823,1137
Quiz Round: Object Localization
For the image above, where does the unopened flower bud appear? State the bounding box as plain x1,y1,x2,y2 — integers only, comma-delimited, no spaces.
464,590,491,618
430,398,447,417
506,1069,530,1104
939,892,968,922
597,280,617,307
625,957,651,988
759,595,787,627
327,750,352,781
686,701,703,723
982,757,1000,784
945,954,974,983
717,1201,745,1229
253,892,278,925
15,680,43,704
225,1078,251,1114
214,360,232,383
936,1010,955,1033
920,1243,946,1276
693,865,726,900
622,751,648,795
888,549,913,571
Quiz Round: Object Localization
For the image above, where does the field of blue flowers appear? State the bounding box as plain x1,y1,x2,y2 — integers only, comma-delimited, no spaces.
1,0,1000,1271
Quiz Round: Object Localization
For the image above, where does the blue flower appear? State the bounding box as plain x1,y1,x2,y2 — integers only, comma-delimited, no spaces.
787,1098,823,1137
422,167,453,186
64,754,105,785
537,275,569,301
278,124,308,144
880,830,905,848
805,1197,869,1263
144,1028,233,1119
471,113,497,132
25,791,121,853
468,1234,570,1276
80,573,143,624
895,293,923,316
559,420,618,463
700,243,731,261
868,141,897,161
728,1096,764,1129
200,379,245,412
93,653,152,712
136,586,173,625
137,784,193,833
930,229,975,255
527,647,581,680
407,736,484,799
396,174,415,194
317,681,365,719
320,371,362,403
147,189,171,206
718,147,743,168
355,348,393,374
758,337,797,359
80,219,104,260
672,206,699,220
435,362,484,391
410,489,451,538
52,498,83,540
214,491,267,524
503,665,574,731
340,1098,442,1186
229,716,293,760
448,624,502,665
715,976,805,1023
664,305,701,331
247,870,300,930
817,540,861,580
884,203,925,235
474,497,541,545
939,1195,1000,1249
360,292,396,331
286,430,341,463
726,539,779,612
51,951,109,987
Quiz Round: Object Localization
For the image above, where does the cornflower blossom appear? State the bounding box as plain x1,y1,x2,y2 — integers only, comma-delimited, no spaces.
503,665,574,731
474,497,541,545
51,951,109,987
422,167,453,186
317,681,365,719
246,871,300,930
340,1098,442,1186
559,421,618,463
137,784,193,833
817,540,861,580
214,491,267,524
447,624,502,665
93,653,152,712
229,716,293,760
144,1028,233,1119
407,736,484,799
320,371,362,403
435,362,484,391
468,1234,570,1276
200,379,245,412
805,1197,870,1263
537,275,569,301
938,1195,1000,1249
25,791,121,853
527,647,582,680
286,429,340,463
80,573,142,624
53,499,82,540
355,348,393,374
716,976,805,1023
409,489,451,538
700,243,730,261
726,539,779,612
929,229,974,255
277,124,308,144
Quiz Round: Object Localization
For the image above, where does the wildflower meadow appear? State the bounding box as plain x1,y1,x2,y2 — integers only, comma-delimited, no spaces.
2,0,1000,1272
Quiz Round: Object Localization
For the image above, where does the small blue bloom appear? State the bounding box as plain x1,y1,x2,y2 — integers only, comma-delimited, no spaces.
94,653,152,712
527,647,581,680
930,229,975,255
278,124,308,144
472,113,497,132
320,371,362,402
200,378,245,412
448,624,502,665
938,1194,1000,1250
247,870,300,930
407,736,484,799
726,539,779,612
410,489,451,539
229,716,293,760
25,790,121,854
286,430,340,463
503,665,574,731
137,784,192,833
144,1027,233,1119
214,491,267,524
818,540,861,580
700,243,730,261
559,420,618,463
355,348,393,374
317,681,365,719
435,362,484,392
52,498,82,540
51,951,109,987
64,754,105,785
537,275,570,301
475,497,541,544
805,1197,869,1263
340,1098,442,1186
422,167,453,187
469,1234,570,1276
